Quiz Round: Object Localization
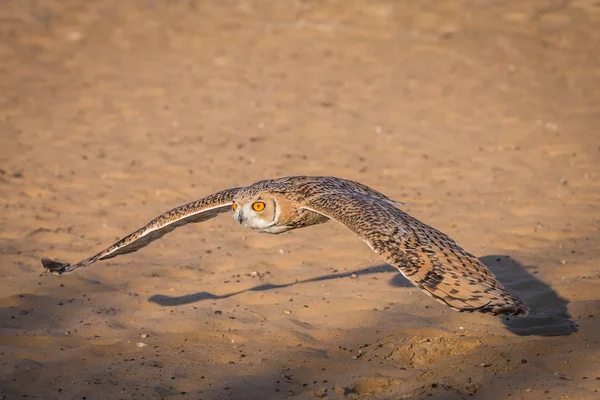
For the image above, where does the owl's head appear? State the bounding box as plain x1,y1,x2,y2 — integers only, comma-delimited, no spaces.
232,192,292,234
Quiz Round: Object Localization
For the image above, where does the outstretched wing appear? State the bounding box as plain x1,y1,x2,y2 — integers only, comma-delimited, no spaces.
41,188,240,274
302,193,528,316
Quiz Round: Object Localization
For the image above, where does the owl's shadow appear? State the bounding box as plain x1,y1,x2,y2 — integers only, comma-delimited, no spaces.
479,255,577,337
148,254,576,337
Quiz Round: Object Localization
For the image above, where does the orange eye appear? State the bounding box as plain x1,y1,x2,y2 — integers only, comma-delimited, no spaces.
252,201,265,212
232,202,237,211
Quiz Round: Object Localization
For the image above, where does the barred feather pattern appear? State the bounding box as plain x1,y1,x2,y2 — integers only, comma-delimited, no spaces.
41,188,239,273
303,193,528,316
41,176,528,316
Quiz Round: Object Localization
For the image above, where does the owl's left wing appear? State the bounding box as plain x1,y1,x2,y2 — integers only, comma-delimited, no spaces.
41,188,240,274
302,193,528,316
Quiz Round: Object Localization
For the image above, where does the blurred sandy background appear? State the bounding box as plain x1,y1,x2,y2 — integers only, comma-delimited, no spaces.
1,0,599,399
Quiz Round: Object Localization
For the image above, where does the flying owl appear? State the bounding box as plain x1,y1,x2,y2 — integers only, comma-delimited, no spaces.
41,176,528,316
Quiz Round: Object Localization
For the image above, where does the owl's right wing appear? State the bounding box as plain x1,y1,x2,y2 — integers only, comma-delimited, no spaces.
302,193,528,316
41,188,241,274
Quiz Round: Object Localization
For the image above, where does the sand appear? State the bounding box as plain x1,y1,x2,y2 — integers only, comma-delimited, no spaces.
1,0,599,399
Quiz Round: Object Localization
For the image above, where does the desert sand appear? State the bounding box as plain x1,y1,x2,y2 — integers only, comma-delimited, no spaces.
1,1,599,399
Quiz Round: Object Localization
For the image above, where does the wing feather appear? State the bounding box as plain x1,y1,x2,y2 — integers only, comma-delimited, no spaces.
41,188,240,274
302,193,528,316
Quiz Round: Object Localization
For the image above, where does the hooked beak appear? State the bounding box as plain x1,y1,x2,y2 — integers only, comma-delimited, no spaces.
236,209,244,224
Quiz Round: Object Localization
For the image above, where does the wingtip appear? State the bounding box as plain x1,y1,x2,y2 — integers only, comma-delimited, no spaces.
493,304,530,317
41,258,71,275
485,298,530,317
458,299,530,317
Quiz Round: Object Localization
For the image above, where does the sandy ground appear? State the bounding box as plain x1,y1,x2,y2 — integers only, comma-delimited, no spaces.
1,0,600,399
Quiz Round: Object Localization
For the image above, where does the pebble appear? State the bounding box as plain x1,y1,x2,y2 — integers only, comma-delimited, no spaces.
284,310,292,315
140,333,149,339
136,342,148,348
352,349,363,359
350,273,358,279
480,363,492,367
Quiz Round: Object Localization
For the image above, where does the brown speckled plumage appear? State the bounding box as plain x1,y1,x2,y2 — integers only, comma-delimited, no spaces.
42,176,528,316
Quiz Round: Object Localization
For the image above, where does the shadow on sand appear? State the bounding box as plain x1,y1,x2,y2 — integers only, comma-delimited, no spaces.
148,264,408,305
480,254,577,336
148,254,576,337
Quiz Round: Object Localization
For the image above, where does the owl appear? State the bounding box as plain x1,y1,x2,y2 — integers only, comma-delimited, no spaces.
41,176,528,316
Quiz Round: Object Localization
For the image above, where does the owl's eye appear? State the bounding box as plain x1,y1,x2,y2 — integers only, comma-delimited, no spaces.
232,202,237,211
252,201,266,212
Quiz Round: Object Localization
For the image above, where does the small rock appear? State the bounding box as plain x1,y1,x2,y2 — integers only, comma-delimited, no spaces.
560,260,567,265
350,273,358,279
140,333,148,339
480,363,492,368
136,342,148,348
284,310,292,315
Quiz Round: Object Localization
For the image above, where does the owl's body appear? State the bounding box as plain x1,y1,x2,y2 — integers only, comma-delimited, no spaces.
42,176,529,317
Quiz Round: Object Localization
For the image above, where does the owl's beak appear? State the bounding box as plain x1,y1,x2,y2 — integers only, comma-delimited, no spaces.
236,209,245,224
